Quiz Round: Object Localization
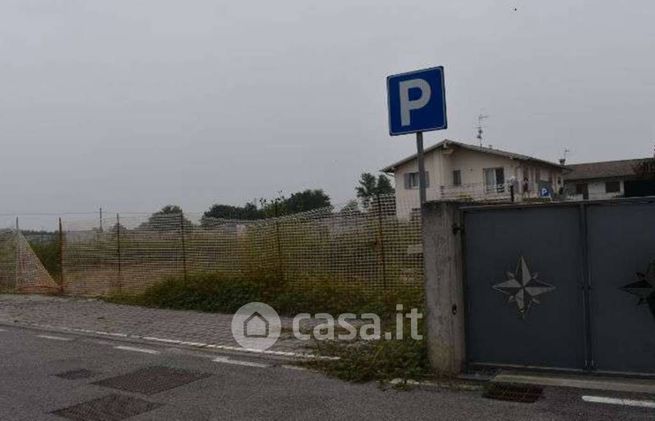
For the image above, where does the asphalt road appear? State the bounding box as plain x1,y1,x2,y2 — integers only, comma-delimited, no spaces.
0,325,653,420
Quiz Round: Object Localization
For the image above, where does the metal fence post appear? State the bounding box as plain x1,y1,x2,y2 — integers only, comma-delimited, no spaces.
274,200,284,281
376,193,388,290
58,217,65,294
180,212,188,282
116,213,122,292
15,217,20,291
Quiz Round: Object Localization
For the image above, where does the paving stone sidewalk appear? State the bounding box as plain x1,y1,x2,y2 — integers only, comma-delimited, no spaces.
0,294,308,354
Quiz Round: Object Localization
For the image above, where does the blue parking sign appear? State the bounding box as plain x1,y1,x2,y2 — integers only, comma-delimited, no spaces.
387,67,447,136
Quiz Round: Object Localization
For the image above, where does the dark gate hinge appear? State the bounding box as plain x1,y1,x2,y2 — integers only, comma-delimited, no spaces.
452,223,464,235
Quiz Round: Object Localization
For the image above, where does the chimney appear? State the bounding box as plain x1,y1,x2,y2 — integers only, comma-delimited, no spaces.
559,158,566,165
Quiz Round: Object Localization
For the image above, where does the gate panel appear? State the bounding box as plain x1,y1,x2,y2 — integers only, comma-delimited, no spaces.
587,202,655,374
465,206,586,370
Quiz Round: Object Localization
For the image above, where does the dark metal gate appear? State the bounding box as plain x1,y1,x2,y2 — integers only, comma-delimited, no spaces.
463,198,655,375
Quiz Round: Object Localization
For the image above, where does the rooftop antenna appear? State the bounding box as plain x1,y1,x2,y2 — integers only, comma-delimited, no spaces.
560,148,570,165
477,114,489,147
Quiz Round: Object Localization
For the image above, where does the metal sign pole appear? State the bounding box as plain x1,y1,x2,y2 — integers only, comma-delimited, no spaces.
388,67,446,205
416,131,427,204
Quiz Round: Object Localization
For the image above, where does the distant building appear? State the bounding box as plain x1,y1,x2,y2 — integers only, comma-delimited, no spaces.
564,158,655,200
381,139,565,218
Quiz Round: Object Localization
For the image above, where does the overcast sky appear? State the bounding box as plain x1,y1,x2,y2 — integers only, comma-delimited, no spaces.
1,0,654,227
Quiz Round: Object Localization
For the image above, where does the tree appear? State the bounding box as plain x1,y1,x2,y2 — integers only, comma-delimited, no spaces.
108,222,127,235
202,202,263,222
259,195,288,218
144,205,193,231
340,199,361,215
376,174,394,195
202,189,332,222
284,189,331,214
356,173,395,208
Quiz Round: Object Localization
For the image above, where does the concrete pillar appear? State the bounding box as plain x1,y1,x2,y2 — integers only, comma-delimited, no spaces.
421,201,466,376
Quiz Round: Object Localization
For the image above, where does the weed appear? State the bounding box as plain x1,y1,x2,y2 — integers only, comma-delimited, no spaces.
302,320,431,384
107,272,265,314
106,271,423,318
105,271,431,384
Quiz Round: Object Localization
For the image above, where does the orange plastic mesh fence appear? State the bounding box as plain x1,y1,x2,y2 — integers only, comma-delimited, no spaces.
0,230,16,291
0,229,60,293
61,195,423,296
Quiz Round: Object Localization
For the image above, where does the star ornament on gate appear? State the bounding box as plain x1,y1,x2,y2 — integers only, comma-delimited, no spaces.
493,256,556,318
621,261,655,320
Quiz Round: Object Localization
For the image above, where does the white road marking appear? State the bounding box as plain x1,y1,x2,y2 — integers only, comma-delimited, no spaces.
0,328,6,332
114,345,160,355
582,395,655,409
37,335,72,341
180,341,207,347
213,356,269,368
203,343,338,360
282,365,308,371
142,336,182,344
10,320,339,361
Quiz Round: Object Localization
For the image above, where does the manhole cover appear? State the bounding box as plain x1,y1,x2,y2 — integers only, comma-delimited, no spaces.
483,383,543,403
55,369,99,380
51,394,161,421
92,366,211,395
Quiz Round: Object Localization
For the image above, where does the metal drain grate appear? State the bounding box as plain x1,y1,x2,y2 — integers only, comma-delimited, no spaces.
92,366,211,395
483,383,543,403
51,394,161,421
55,369,98,380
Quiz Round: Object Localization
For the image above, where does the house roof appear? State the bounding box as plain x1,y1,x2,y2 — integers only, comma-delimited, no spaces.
381,139,564,173
564,158,653,181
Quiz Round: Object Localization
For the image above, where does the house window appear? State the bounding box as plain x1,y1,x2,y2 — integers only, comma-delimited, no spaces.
483,167,505,192
408,172,419,188
404,171,430,189
453,170,462,186
575,183,589,200
605,181,620,193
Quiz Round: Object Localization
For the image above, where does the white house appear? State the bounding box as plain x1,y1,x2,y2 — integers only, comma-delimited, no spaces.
564,158,655,200
381,139,565,218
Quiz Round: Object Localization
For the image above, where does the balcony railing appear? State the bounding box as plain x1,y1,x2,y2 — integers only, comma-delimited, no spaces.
438,182,512,202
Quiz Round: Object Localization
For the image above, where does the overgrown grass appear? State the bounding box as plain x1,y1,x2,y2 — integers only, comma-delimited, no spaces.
106,271,423,318
105,271,430,384
303,327,431,384
108,273,265,313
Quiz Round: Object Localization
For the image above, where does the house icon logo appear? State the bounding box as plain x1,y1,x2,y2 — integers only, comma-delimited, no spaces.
244,312,269,338
231,302,281,351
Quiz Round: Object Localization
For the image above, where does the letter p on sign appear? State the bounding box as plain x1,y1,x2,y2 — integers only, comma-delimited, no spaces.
387,67,447,136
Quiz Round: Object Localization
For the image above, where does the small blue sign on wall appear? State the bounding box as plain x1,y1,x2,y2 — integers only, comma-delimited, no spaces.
387,66,447,136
